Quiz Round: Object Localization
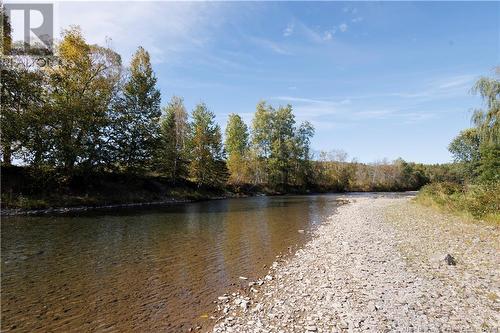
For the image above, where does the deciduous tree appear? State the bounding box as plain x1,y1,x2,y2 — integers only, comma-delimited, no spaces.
225,113,249,184
157,96,189,182
188,103,227,187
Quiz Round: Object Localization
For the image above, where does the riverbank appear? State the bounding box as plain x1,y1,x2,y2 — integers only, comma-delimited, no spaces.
212,196,499,332
1,166,321,215
0,166,425,216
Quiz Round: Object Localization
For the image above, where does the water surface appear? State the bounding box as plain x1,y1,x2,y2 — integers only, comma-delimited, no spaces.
1,194,342,332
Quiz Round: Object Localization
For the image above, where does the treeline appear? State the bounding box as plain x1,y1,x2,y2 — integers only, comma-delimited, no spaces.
1,26,318,191
4,21,492,212
417,68,499,222
1,24,454,198
312,153,456,192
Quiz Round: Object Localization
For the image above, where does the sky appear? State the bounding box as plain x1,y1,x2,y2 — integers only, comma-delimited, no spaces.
14,1,500,163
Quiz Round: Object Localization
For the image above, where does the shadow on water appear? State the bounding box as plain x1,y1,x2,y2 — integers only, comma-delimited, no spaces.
1,194,344,332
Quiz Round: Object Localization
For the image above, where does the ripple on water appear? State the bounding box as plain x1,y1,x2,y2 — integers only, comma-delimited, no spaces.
1,194,342,332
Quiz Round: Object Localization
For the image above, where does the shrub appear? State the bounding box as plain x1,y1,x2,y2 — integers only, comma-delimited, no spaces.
417,181,500,223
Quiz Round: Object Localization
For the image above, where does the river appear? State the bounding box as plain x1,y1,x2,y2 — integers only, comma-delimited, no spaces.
1,194,344,332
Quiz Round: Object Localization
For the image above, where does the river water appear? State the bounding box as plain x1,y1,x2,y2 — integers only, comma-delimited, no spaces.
1,194,343,332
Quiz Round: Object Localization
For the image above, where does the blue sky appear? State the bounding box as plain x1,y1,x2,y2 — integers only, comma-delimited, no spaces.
54,2,499,163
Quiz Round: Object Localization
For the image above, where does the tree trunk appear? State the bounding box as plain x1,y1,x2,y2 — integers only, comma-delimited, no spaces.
2,144,12,166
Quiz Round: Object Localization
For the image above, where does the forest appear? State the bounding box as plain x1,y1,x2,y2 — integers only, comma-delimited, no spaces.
1,21,498,219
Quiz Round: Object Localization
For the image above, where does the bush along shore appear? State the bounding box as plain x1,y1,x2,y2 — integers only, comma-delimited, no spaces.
416,182,500,223
210,195,499,332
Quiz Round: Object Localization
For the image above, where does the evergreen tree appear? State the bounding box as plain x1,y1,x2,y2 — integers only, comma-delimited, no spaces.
111,46,161,171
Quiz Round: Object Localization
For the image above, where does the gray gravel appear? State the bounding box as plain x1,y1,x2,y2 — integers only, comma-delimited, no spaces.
212,196,500,332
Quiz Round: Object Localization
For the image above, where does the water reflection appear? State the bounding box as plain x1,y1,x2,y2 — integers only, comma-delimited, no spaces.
1,194,341,332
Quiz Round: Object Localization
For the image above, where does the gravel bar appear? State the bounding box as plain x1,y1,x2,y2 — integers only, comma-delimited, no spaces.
212,196,499,332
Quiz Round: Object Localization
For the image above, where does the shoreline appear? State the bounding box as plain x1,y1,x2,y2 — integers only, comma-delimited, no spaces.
0,192,380,217
211,195,499,332
0,197,195,217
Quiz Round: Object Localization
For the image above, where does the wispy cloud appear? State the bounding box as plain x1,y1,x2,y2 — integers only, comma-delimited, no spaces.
343,7,357,14
337,74,477,102
283,23,294,37
250,37,291,55
269,72,476,126
322,28,336,41
291,17,354,44
58,2,225,64
435,74,476,89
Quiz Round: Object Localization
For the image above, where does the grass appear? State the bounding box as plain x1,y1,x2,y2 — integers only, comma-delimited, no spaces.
416,181,500,224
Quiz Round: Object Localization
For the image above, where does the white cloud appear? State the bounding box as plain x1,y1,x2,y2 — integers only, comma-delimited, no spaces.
283,23,294,37
323,30,334,41
57,2,225,64
339,23,348,32
435,74,476,89
250,37,291,55
351,17,364,23
342,7,358,15
269,75,468,125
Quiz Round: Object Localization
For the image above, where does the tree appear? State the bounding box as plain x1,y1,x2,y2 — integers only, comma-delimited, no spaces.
250,101,274,184
448,128,481,179
111,46,161,171
449,128,481,164
40,26,122,171
268,104,295,187
157,96,189,182
469,68,500,183
476,144,500,183
0,9,16,165
252,101,273,158
471,67,500,145
225,113,249,184
188,103,227,187
1,7,12,55
1,57,47,166
291,121,315,186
